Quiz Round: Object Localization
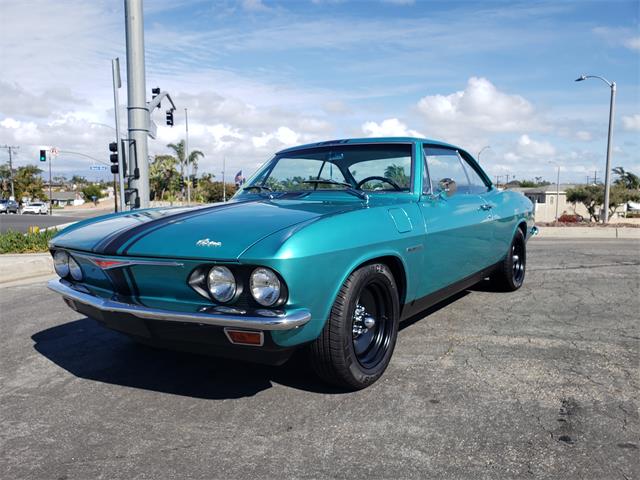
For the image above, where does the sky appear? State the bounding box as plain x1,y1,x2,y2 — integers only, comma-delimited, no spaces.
0,0,639,184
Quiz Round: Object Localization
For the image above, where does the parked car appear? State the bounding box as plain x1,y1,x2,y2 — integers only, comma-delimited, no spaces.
47,137,536,389
0,199,19,214
22,202,48,215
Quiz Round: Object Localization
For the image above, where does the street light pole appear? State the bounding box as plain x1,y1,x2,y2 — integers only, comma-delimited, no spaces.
549,161,560,221
575,74,616,222
185,107,190,205
477,145,490,163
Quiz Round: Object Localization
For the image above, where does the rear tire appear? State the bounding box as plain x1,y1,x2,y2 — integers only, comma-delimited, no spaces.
490,228,526,291
309,263,400,390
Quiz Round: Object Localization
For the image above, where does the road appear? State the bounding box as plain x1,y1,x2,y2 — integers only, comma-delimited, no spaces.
0,239,638,479
0,208,111,233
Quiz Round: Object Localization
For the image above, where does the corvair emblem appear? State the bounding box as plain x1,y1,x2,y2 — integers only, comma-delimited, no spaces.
196,238,222,247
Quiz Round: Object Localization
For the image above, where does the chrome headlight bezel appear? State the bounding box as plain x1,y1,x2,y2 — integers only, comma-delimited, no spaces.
53,250,70,278
207,265,237,303
249,267,282,307
68,255,83,281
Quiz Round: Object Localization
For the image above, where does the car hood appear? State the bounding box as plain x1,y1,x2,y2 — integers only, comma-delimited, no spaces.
51,199,364,260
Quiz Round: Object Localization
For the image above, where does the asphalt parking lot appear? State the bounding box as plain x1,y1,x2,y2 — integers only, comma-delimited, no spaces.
1,238,638,479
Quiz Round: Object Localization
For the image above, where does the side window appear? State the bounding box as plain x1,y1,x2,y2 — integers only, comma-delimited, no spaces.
458,153,489,194
424,147,469,196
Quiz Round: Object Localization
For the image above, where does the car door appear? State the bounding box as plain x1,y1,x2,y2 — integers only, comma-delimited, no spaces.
417,146,493,296
456,150,504,266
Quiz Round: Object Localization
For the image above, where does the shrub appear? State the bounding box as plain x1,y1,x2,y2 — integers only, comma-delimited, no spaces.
0,229,57,254
557,213,583,223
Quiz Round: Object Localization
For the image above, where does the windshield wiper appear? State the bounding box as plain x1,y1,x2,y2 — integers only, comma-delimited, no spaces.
302,179,368,201
244,185,273,193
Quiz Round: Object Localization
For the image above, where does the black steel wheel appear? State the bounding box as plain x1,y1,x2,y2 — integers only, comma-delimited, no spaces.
490,228,526,291
309,263,400,390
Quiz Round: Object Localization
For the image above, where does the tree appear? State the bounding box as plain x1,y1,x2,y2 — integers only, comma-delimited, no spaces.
71,175,88,186
0,162,12,197
149,154,179,200
384,164,409,188
13,165,46,202
566,185,603,222
188,149,205,177
81,184,105,203
566,184,640,221
197,174,237,203
612,167,640,190
166,140,205,197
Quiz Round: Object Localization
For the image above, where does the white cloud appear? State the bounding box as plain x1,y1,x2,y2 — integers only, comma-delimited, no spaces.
593,27,640,51
382,0,415,5
252,127,300,149
242,0,271,12
576,130,592,141
416,77,539,141
503,134,556,163
622,114,640,132
361,118,423,138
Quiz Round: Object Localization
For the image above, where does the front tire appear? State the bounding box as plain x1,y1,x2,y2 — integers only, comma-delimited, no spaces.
309,263,400,390
490,228,526,291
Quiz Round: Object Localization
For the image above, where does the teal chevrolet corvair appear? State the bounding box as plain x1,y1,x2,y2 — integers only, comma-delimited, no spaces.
48,137,536,390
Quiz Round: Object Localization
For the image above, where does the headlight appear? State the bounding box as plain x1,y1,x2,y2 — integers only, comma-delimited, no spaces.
53,250,69,278
68,256,83,281
207,266,236,303
250,268,281,306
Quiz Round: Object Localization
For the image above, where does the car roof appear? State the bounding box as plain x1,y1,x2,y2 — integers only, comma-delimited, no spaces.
276,137,459,155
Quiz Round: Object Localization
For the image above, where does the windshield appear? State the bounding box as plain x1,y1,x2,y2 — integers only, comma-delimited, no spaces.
239,143,412,195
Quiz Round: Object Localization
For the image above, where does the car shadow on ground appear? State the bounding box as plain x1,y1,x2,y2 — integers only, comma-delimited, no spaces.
32,318,347,399
32,289,476,400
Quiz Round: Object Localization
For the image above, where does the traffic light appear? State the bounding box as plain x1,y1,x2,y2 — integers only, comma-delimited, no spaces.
192,177,198,188
39,150,46,162
109,142,119,174
152,87,161,109
166,110,174,126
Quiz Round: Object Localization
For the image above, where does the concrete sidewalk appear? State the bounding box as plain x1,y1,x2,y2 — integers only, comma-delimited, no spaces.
0,253,54,288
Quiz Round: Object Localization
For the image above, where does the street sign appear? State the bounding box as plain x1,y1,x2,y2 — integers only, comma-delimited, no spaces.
89,165,108,171
50,147,59,156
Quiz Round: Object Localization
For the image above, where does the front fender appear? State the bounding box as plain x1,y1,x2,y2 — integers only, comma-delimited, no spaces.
239,203,423,347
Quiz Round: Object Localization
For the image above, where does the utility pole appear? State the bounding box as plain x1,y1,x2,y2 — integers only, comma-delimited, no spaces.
593,170,597,184
48,151,52,215
124,0,149,208
222,156,226,202
185,107,190,205
0,145,18,199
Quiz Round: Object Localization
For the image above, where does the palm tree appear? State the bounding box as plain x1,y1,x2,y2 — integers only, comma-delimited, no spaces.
187,150,204,177
384,164,409,187
166,140,186,178
150,155,179,200
167,139,205,188
612,167,640,190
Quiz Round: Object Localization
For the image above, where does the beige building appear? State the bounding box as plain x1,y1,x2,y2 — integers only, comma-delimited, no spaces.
509,184,590,222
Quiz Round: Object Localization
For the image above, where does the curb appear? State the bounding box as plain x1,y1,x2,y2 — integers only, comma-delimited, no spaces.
534,227,640,239
0,253,54,287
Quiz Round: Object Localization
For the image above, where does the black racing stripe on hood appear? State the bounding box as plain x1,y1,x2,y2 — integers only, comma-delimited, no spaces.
99,201,252,255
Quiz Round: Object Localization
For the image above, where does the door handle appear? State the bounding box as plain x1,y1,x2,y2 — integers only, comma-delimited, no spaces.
480,204,493,211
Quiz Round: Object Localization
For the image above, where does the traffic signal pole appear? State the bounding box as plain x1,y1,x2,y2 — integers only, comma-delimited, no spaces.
124,0,150,208
112,58,126,212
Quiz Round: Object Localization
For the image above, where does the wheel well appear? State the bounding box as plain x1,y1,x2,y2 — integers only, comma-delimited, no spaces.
517,221,527,238
361,256,407,307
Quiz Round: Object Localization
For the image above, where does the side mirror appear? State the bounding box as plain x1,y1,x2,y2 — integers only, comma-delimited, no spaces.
438,178,457,197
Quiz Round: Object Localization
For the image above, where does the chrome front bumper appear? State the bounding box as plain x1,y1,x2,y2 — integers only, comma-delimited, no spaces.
47,279,311,331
